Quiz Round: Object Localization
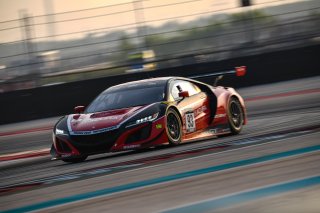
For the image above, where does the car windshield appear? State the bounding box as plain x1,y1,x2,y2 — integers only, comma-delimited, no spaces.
86,86,165,113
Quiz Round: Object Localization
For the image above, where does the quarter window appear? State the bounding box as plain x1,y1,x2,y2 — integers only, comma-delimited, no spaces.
171,80,201,100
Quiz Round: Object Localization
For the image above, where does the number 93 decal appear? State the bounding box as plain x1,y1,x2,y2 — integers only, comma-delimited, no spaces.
185,112,196,133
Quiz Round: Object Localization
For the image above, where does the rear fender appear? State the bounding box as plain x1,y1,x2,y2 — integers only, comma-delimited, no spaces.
210,87,230,127
226,88,247,125
226,89,247,125
210,87,247,127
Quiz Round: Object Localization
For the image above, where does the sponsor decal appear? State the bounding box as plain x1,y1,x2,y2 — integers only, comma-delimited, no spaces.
214,113,226,119
196,105,207,116
220,128,230,133
156,124,163,129
61,154,72,158
206,129,217,134
206,128,230,134
185,112,196,133
97,115,120,120
123,144,140,149
70,125,119,135
73,116,120,123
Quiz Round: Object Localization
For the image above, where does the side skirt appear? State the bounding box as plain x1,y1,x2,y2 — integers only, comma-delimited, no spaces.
182,125,231,143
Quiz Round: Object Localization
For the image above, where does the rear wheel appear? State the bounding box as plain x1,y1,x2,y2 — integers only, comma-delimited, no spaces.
166,108,182,145
227,97,244,135
62,155,88,163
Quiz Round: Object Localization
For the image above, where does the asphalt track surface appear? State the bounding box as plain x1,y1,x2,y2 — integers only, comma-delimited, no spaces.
0,76,319,212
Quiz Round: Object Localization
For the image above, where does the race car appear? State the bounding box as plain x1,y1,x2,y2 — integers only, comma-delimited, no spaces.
50,66,247,163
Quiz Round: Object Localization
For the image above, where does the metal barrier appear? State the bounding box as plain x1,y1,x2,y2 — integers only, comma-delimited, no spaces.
0,44,319,124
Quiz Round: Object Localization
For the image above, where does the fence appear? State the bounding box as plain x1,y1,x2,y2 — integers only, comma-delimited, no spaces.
0,0,319,91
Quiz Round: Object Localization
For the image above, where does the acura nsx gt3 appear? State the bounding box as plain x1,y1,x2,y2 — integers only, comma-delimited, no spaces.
51,67,247,162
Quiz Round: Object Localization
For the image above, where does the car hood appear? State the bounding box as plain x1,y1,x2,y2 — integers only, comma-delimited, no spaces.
68,105,144,132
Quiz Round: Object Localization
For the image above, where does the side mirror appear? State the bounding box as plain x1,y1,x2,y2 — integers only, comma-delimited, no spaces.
74,106,85,114
178,91,190,98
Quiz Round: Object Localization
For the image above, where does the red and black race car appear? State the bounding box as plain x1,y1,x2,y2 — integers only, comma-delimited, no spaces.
50,67,247,162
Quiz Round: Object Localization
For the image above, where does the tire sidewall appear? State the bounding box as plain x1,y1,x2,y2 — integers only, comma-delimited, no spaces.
166,108,182,145
227,97,244,134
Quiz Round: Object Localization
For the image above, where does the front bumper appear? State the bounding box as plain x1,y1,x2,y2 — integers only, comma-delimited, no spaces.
51,116,167,158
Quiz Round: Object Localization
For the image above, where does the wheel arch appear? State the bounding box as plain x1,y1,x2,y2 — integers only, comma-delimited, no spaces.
228,94,247,125
166,105,183,125
165,105,183,145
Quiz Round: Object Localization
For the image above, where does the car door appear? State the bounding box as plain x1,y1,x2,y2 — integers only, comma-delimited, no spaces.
170,80,211,135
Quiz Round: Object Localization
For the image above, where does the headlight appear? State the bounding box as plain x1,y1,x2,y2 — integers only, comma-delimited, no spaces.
126,112,159,128
55,128,68,135
136,112,159,124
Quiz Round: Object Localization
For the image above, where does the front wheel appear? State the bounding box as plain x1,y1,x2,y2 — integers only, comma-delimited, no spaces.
166,108,182,145
227,97,244,135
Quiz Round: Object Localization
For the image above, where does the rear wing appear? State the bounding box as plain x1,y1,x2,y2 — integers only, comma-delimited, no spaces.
189,66,246,86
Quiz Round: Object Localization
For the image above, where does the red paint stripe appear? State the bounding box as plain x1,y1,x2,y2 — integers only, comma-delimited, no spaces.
0,126,52,137
0,150,49,161
245,88,320,102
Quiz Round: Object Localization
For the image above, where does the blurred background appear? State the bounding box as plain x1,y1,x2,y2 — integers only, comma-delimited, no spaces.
0,0,319,92
1,2,320,213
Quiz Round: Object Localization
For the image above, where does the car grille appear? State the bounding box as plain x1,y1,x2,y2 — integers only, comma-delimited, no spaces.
70,130,119,154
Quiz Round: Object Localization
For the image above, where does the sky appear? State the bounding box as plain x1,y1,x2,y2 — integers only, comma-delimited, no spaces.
0,0,307,43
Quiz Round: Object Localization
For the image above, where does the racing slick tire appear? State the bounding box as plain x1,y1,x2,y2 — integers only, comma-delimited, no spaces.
62,155,88,163
227,97,244,135
166,108,182,145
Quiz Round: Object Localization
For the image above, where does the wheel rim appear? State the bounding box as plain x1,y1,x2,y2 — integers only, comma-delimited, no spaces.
167,113,180,140
230,101,242,128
